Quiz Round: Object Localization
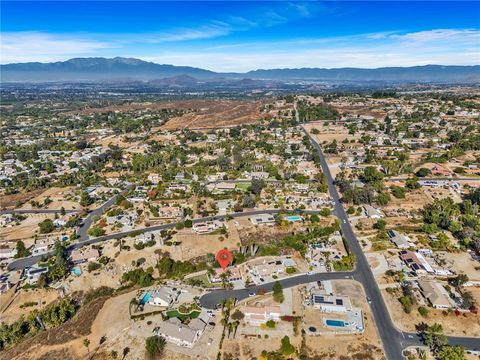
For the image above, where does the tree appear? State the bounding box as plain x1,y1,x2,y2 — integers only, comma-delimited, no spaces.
122,347,130,359
14,240,30,258
272,281,284,303
449,274,469,288
80,191,94,207
319,208,331,217
110,350,118,359
374,219,387,231
418,306,429,317
376,192,391,205
280,335,295,355
38,219,54,234
437,345,466,360
266,319,276,328
251,178,264,196
88,226,105,237
362,166,384,183
145,335,166,358
231,309,244,321
416,167,431,177
83,338,91,359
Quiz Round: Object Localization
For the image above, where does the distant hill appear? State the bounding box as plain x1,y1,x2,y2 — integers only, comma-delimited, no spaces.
245,65,480,82
1,57,479,83
1,57,217,82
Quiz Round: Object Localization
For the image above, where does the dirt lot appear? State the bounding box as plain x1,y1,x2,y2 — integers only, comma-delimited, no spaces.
382,288,480,337
0,188,45,209
161,100,265,129
19,186,80,210
3,295,109,360
439,252,480,281
0,213,55,242
1,288,59,324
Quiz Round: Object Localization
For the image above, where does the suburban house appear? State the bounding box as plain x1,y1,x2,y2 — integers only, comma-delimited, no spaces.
154,317,206,348
25,266,48,285
192,220,222,234
388,230,412,249
243,304,281,325
156,206,183,219
247,257,297,280
148,287,181,307
363,205,383,219
209,267,242,284
310,290,353,313
70,248,100,264
249,213,276,226
417,279,455,309
207,182,235,193
0,247,17,259
399,250,434,275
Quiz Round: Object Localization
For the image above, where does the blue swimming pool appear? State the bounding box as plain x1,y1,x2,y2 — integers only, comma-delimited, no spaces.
139,292,152,305
285,215,302,222
325,319,347,327
71,267,82,276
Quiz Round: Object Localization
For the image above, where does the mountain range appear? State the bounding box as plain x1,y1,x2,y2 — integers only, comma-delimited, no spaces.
1,57,479,83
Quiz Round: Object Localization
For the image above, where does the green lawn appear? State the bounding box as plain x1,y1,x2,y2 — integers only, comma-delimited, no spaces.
235,183,250,191
165,309,200,320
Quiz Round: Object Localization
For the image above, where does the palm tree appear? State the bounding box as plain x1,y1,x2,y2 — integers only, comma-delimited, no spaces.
83,338,91,360
129,298,139,317
232,320,240,338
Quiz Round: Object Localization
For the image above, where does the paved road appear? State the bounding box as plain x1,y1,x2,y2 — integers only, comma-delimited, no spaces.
6,208,323,271
0,209,80,215
389,177,480,182
198,123,479,358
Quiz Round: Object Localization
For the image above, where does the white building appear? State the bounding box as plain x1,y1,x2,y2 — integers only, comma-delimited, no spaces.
244,304,281,325
249,213,276,226
154,317,206,348
148,287,181,307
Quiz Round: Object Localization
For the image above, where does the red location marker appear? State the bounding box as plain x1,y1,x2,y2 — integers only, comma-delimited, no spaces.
216,249,232,270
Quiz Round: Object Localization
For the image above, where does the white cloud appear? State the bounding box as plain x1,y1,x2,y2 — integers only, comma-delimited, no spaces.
0,32,115,63
1,28,479,70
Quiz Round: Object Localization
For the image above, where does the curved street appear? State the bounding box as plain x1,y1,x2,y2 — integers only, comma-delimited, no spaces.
5,122,479,358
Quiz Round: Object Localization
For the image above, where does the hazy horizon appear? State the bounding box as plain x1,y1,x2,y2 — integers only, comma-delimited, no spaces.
1,1,479,71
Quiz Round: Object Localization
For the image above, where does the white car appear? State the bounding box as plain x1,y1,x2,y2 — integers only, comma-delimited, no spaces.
343,219,347,224
248,292,256,297
307,271,314,275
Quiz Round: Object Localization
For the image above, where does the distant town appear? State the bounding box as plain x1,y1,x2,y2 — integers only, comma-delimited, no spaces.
0,83,479,360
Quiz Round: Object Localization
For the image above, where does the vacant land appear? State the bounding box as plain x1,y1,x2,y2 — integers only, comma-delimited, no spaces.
162,100,265,129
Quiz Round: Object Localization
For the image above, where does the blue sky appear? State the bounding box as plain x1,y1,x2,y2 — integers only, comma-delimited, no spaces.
1,1,479,70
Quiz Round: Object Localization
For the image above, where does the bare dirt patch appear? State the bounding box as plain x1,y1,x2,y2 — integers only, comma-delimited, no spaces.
161,100,265,129
4,295,109,360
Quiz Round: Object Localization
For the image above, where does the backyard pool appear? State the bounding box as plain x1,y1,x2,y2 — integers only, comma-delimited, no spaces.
71,267,82,276
139,292,152,305
285,215,303,222
325,319,347,327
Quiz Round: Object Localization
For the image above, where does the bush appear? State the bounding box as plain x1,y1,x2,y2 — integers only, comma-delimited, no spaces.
88,226,105,237
265,320,276,328
285,266,297,274
418,306,429,317
39,219,55,234
87,262,101,272
145,335,166,358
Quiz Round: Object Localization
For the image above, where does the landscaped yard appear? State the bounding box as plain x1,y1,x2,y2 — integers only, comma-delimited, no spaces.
165,309,200,320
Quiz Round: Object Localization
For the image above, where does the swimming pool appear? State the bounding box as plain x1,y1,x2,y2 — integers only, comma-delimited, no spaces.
285,215,302,222
71,267,82,276
325,319,347,327
139,292,152,305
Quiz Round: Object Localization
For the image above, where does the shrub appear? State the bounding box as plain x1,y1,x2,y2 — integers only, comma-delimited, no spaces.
265,320,276,328
87,262,101,272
